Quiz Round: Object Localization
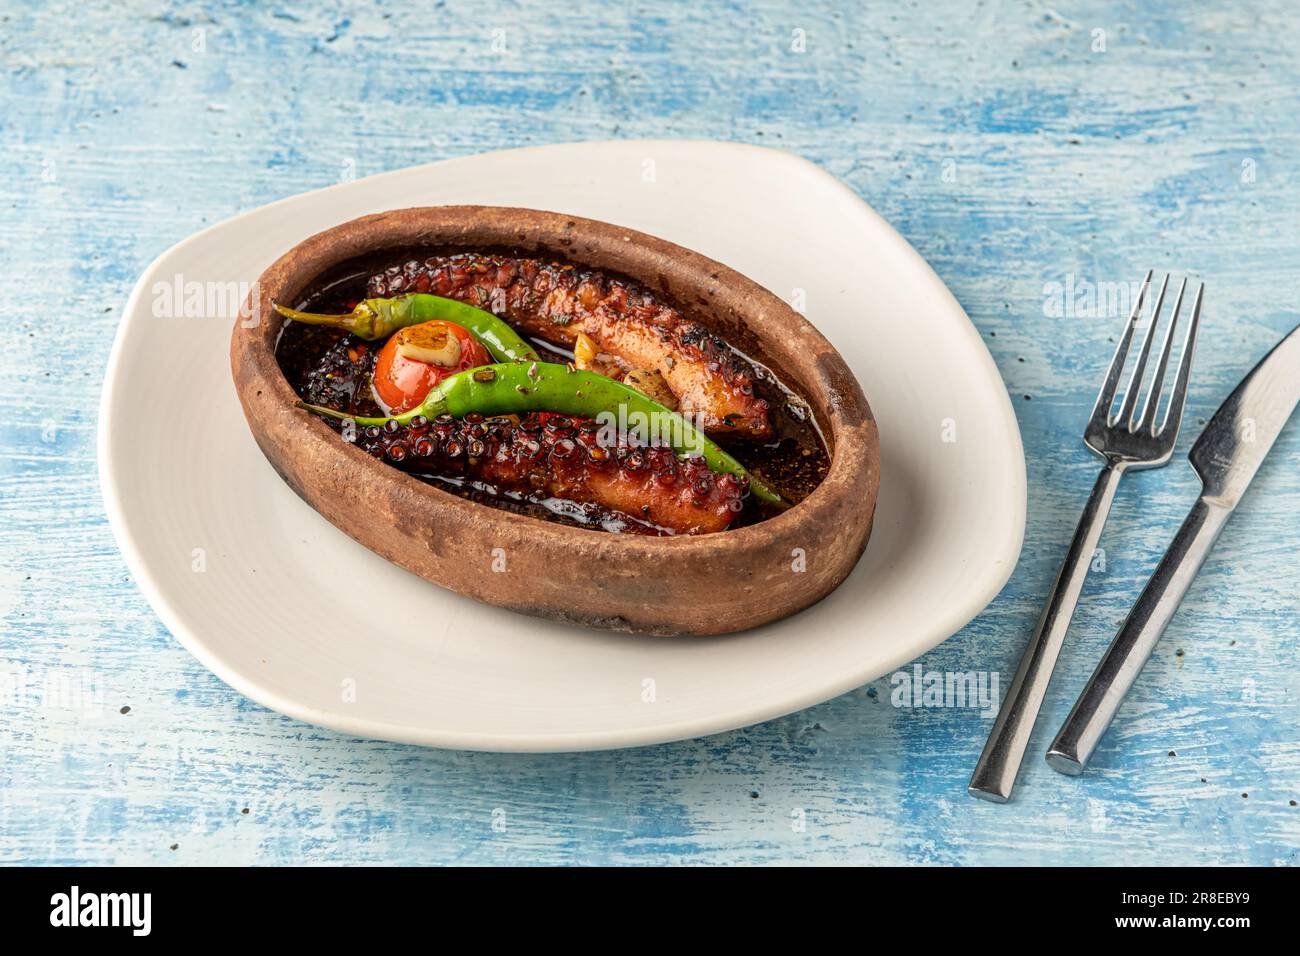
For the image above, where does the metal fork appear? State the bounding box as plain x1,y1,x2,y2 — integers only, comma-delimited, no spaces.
968,271,1203,803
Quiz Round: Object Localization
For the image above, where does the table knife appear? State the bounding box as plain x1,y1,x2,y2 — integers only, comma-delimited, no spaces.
1046,322,1300,775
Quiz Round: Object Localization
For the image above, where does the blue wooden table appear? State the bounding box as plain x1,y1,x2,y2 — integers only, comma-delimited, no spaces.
3,0,1297,865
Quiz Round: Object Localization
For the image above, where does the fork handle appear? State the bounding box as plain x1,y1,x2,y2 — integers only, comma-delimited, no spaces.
1045,496,1231,774
969,461,1126,802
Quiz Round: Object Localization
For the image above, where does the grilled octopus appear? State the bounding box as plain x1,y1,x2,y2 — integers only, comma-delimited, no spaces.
352,413,746,536
368,254,773,441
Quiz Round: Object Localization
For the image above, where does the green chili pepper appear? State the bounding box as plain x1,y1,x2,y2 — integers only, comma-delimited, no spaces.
273,294,539,363
299,362,786,507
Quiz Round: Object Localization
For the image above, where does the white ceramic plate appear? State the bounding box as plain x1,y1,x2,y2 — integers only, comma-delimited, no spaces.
100,141,1025,751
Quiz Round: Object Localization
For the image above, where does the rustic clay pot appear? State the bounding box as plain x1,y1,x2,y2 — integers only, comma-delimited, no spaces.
230,206,879,635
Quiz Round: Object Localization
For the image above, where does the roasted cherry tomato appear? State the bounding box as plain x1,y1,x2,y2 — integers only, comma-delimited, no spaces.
373,320,491,414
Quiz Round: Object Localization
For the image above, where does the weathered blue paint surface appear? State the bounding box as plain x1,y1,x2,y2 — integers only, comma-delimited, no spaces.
2,0,1297,865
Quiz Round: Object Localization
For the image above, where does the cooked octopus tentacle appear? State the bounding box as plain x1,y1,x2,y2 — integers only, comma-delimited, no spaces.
354,413,747,535
368,254,772,440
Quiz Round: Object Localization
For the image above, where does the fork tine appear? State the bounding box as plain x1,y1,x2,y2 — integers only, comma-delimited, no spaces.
1089,270,1152,424
1157,282,1204,436
1136,277,1187,433
1116,273,1169,427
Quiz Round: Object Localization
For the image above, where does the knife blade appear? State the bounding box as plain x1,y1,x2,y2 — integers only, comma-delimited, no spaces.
1046,322,1300,775
1191,323,1300,506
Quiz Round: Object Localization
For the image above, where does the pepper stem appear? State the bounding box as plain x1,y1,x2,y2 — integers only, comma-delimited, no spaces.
274,301,386,339
295,401,422,427
295,378,452,426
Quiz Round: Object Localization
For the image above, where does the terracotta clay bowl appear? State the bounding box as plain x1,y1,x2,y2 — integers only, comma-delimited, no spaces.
230,206,879,636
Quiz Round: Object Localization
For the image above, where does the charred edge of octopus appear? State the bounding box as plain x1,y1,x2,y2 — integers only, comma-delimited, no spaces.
366,252,770,435
337,412,749,535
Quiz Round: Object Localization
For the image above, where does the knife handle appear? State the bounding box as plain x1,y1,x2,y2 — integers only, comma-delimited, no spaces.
1046,496,1232,774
